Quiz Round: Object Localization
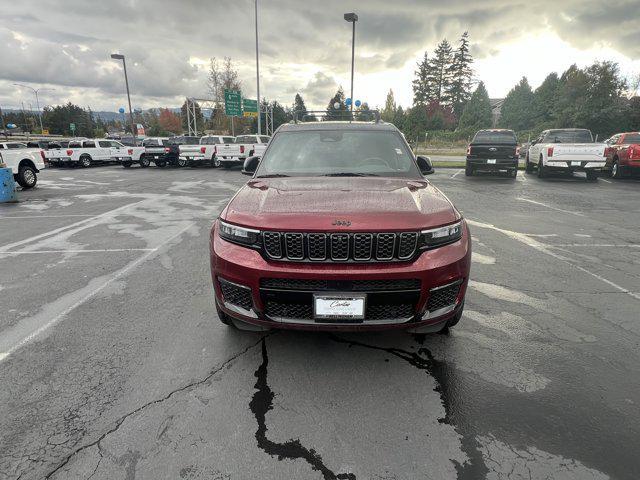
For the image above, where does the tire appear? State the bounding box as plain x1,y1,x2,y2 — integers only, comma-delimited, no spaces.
155,161,167,168
122,162,132,168
525,154,534,173
440,300,465,332
215,303,234,327
16,164,37,189
139,156,150,168
177,157,187,168
212,156,221,168
80,155,91,168
610,159,621,179
537,156,546,178
464,165,473,176
586,170,598,182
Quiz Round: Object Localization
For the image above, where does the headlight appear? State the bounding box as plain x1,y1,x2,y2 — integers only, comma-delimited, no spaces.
420,220,463,248
218,220,261,246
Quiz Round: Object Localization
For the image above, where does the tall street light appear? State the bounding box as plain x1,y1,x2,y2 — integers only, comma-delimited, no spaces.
13,83,54,133
255,0,261,135
110,53,136,139
343,12,358,115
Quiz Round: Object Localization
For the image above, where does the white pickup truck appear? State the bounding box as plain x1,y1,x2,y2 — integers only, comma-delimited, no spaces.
179,135,236,167
526,129,607,181
0,142,45,188
48,139,144,168
215,134,270,169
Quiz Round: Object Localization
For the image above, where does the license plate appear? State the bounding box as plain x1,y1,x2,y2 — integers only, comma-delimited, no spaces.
487,159,496,164
571,161,581,166
314,294,366,320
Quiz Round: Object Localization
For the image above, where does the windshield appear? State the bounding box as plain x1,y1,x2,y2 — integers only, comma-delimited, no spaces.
255,129,420,178
201,137,222,145
236,136,255,143
622,133,640,144
545,130,593,143
472,131,516,144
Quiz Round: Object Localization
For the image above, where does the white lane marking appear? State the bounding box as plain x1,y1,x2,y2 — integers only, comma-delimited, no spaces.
0,223,194,363
549,244,640,248
600,178,612,184
451,169,463,178
472,252,496,264
517,197,584,217
574,233,591,237
467,219,640,302
0,248,156,255
0,215,95,219
0,201,145,252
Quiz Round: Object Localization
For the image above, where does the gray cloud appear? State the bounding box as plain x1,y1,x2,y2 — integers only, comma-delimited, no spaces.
0,0,638,111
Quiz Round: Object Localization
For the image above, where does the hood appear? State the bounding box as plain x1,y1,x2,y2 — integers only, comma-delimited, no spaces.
222,177,460,231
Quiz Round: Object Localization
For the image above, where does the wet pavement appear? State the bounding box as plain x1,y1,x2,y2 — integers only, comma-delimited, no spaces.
0,165,638,479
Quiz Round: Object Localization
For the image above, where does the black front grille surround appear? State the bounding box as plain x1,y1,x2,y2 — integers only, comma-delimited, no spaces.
262,231,420,262
426,281,461,313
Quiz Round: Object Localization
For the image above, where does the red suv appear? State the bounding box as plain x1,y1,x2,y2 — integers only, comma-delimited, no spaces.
209,118,471,333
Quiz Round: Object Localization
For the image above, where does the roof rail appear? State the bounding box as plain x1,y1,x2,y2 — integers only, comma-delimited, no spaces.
292,109,381,124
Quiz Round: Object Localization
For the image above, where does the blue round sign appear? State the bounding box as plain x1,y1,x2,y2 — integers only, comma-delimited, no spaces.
118,107,125,114
355,100,361,107
345,98,352,106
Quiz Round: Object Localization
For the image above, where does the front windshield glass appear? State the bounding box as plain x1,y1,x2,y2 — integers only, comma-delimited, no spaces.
546,130,593,143
255,130,420,178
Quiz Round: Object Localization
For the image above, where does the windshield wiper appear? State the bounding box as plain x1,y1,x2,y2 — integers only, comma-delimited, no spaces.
322,172,378,177
255,173,290,178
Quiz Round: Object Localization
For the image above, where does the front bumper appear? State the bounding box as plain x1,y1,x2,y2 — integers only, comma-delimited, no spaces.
209,221,471,331
467,157,518,170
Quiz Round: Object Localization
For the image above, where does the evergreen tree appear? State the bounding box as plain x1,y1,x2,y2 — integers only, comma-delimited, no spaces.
325,87,349,120
412,52,431,106
355,102,373,121
500,77,535,131
381,89,397,122
426,39,454,104
458,82,492,131
446,32,474,118
293,93,308,120
392,105,406,130
533,72,561,127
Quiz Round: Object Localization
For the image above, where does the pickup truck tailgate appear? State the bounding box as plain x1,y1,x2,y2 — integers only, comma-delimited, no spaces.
552,144,606,159
217,144,240,157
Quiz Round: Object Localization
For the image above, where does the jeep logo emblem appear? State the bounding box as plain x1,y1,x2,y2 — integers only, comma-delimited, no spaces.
332,219,351,226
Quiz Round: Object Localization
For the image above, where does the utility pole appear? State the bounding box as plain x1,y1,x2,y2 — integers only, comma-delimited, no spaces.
110,54,136,141
343,13,358,115
13,84,52,133
255,0,261,135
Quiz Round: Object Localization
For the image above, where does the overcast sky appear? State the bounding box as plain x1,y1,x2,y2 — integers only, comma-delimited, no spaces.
1,0,639,113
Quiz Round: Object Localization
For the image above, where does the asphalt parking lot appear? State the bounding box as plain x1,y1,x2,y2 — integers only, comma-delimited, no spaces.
1,165,639,480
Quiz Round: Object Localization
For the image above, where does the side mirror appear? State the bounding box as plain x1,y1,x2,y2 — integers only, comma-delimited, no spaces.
242,156,260,176
416,155,434,175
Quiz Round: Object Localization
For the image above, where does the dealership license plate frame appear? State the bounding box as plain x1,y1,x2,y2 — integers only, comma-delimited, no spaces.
313,293,366,320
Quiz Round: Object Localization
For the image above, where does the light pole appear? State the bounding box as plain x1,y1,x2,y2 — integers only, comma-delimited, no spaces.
343,12,358,115
13,84,54,133
110,53,136,140
255,0,261,135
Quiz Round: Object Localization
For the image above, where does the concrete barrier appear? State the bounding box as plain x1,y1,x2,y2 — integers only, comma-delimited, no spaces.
0,167,18,203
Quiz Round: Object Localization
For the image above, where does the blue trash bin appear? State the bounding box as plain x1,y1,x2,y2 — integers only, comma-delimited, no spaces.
0,167,18,203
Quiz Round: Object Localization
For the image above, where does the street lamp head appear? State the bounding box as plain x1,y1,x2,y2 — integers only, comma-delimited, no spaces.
344,12,358,22
110,53,125,60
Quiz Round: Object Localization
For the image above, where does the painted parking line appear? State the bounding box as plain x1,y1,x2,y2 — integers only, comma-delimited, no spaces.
0,201,146,252
599,178,612,184
450,169,463,178
516,197,584,217
0,222,194,363
467,219,640,302
549,244,640,248
0,215,96,219
0,248,156,255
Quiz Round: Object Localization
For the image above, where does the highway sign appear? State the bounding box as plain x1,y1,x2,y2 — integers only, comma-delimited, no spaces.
224,90,242,116
70,123,76,133
243,98,258,118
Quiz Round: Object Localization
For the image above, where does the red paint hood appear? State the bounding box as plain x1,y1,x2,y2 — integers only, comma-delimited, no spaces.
222,177,460,231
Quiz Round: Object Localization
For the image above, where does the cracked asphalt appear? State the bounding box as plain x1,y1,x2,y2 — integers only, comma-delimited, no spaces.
0,165,639,480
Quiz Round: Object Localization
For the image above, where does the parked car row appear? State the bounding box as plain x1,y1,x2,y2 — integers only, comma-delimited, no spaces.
466,128,640,182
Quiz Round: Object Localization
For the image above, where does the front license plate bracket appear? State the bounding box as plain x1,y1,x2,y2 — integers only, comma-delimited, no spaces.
313,293,366,320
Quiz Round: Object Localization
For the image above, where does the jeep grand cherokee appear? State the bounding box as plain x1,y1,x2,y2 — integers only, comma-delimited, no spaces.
209,119,471,332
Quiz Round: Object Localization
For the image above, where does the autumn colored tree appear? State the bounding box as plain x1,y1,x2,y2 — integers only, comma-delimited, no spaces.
158,108,181,134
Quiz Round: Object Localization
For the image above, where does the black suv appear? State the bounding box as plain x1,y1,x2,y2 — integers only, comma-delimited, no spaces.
466,129,519,178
